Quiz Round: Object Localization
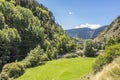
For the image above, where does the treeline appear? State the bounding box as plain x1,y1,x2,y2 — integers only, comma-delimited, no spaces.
0,0,76,78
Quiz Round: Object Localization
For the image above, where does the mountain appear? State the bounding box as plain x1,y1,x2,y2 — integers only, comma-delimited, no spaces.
65,26,108,39
95,16,120,42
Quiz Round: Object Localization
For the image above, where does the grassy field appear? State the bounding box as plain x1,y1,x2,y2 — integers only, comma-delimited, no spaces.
18,57,95,80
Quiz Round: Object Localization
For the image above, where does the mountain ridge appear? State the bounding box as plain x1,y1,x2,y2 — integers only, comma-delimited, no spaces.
95,16,120,43
65,26,108,39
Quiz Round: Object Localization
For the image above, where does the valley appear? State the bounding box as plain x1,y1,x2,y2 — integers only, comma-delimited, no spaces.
0,0,120,80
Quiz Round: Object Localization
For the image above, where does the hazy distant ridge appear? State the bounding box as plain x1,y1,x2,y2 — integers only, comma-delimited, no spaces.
65,26,108,39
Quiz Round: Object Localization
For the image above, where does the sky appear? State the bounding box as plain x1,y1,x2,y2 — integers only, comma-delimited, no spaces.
38,0,120,30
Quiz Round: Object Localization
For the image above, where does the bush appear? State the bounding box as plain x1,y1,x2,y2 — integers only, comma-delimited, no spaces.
93,44,120,72
0,73,9,80
1,62,25,78
106,36,120,46
64,53,78,58
23,45,45,67
41,54,49,61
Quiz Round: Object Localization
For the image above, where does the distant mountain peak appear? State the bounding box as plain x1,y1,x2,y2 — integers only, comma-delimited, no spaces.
65,25,108,39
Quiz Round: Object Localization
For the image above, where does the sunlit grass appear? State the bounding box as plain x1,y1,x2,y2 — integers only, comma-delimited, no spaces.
18,57,95,80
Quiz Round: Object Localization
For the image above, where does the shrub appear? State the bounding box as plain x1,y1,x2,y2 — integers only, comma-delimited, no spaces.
1,62,25,78
93,44,120,72
64,53,78,58
0,73,9,80
23,45,45,67
106,36,120,46
41,54,49,61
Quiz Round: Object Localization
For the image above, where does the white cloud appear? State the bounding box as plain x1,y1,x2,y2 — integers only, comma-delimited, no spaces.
75,23,102,29
68,11,73,15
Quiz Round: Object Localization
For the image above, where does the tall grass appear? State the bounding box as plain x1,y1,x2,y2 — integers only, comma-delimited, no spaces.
94,57,120,80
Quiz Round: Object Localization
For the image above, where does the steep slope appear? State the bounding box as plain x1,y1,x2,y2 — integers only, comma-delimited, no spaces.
65,26,107,39
0,0,75,70
95,16,120,42
92,26,108,38
80,44,120,80
92,57,120,80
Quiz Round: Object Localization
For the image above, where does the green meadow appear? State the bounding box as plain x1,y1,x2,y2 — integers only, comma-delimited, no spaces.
18,58,95,80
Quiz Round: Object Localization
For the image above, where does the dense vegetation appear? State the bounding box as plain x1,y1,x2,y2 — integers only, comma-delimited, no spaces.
93,43,120,72
0,0,76,79
18,58,95,80
83,39,96,57
93,17,120,72
0,0,120,80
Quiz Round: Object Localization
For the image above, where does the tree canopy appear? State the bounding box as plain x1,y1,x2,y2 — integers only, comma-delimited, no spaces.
0,0,76,70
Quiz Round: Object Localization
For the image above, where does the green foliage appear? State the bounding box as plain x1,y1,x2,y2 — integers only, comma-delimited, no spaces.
0,0,75,59
45,44,58,60
83,40,96,57
64,53,78,58
1,62,25,78
106,36,120,46
0,1,45,57
23,45,45,67
40,54,49,61
0,0,76,72
15,6,45,55
0,12,5,29
93,44,120,72
57,34,76,54
0,73,9,80
51,47,58,59
0,28,21,69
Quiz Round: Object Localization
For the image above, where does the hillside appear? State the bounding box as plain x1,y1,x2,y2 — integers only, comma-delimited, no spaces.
0,0,120,80
80,57,120,80
18,58,95,80
0,0,75,71
65,26,108,39
93,57,120,80
95,16,120,42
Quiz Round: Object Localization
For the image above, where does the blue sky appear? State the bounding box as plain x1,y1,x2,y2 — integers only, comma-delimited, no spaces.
38,0,120,30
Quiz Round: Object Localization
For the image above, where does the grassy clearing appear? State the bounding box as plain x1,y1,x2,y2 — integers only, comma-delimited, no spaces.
18,57,95,80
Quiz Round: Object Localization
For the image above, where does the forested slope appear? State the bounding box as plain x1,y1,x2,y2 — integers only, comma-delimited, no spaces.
0,0,76,71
